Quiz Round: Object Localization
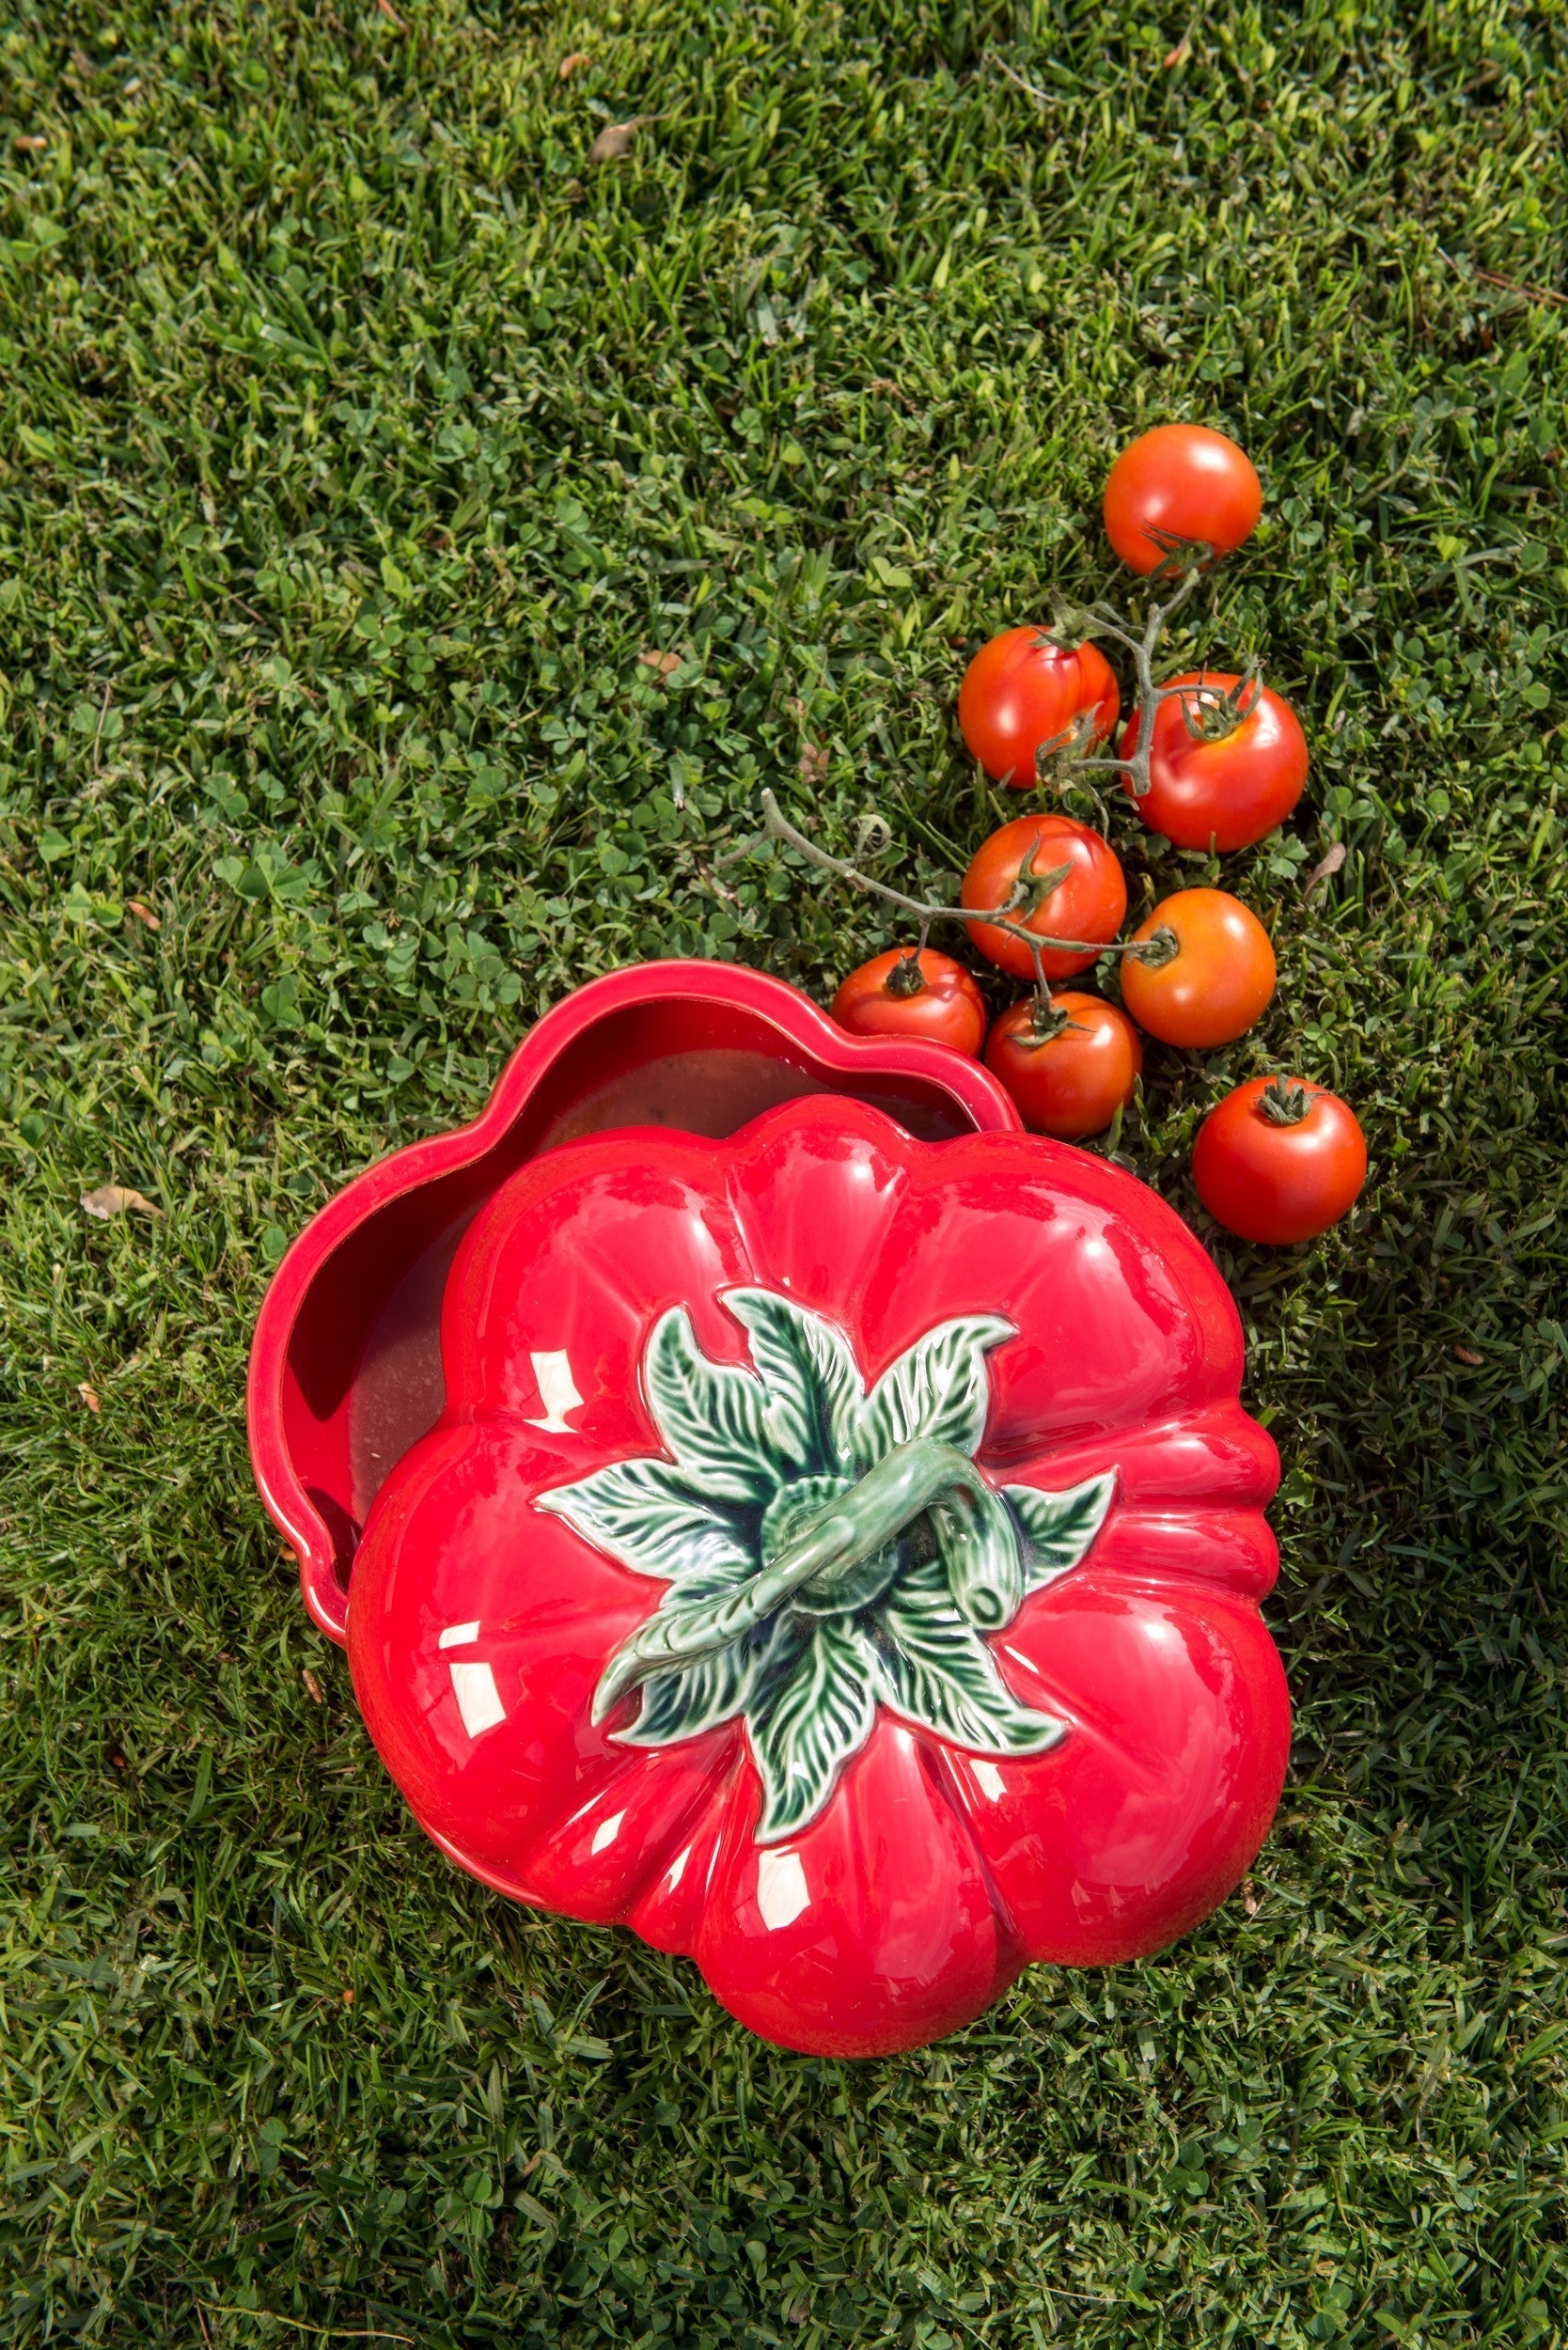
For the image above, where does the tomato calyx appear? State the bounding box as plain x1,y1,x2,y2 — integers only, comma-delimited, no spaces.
1125,923,1181,971
1032,713,1103,780
1256,1077,1315,1127
884,947,929,1000
1140,527,1215,580
1175,667,1262,746
1009,995,1085,1052
1008,840,1075,916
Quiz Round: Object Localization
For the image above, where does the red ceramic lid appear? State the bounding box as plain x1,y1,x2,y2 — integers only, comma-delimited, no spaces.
344,1093,1289,2059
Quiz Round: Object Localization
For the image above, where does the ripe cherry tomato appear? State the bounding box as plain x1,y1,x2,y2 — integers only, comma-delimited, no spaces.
984,992,1142,1141
1119,888,1275,1048
961,815,1127,983
958,628,1121,790
830,948,988,1057
1103,425,1262,574
1122,672,1308,852
1193,1077,1367,1244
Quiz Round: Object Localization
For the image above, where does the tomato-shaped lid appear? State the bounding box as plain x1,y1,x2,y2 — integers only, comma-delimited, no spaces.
348,1096,1289,2058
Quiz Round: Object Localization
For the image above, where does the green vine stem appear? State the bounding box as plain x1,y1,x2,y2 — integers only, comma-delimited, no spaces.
750,791,1180,997
1032,548,1246,797
715,542,1261,996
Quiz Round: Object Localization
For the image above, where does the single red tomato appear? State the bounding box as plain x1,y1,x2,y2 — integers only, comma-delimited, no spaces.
1194,1077,1367,1244
1120,888,1275,1048
831,948,988,1058
1122,672,1308,851
958,628,1121,789
962,815,1127,983
984,993,1142,1141
1103,425,1262,574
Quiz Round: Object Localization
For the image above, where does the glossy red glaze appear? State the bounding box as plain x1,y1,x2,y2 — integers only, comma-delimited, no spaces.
341,1095,1289,2058
248,963,1021,1645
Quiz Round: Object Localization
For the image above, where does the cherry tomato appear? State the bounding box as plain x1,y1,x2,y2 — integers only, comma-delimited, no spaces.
1122,672,1308,852
1103,425,1262,575
961,815,1127,983
1119,887,1275,1048
984,993,1142,1141
958,628,1121,790
830,948,988,1057
1193,1077,1367,1244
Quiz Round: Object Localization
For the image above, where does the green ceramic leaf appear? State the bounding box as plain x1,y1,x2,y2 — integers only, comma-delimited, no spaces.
724,1287,865,1476
643,1306,779,1503
539,1285,1090,1845
593,1573,785,1720
618,1642,756,1747
1005,1472,1116,1589
536,1455,753,1587
874,1564,1067,1758
622,1612,809,1749
748,1614,878,1842
855,1313,1015,1467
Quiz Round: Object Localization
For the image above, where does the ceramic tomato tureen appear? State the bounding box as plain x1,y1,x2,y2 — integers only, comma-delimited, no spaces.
250,964,1288,2057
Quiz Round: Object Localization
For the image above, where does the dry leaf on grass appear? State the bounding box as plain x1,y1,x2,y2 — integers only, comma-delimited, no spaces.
558,52,591,78
1453,1345,1484,1366
638,647,682,680
799,743,830,784
376,0,408,28
1304,840,1347,900
588,118,642,163
1242,1878,1259,1917
126,899,162,931
303,1668,325,1704
1163,30,1192,67
81,1183,163,1221
77,1384,102,1414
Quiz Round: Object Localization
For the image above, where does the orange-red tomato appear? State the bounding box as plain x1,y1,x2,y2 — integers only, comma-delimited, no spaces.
984,993,1142,1141
1193,1077,1367,1244
1122,672,1308,852
1120,888,1275,1048
961,815,1127,983
1103,425,1262,574
830,948,988,1057
958,628,1121,789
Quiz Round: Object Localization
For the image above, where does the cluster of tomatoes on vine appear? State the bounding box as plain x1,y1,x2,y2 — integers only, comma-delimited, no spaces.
825,424,1368,1247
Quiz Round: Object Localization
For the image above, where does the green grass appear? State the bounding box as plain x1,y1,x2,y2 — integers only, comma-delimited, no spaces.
2,0,1566,2340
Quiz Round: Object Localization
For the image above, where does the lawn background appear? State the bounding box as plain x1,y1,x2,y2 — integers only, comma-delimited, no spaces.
2,0,1566,2342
